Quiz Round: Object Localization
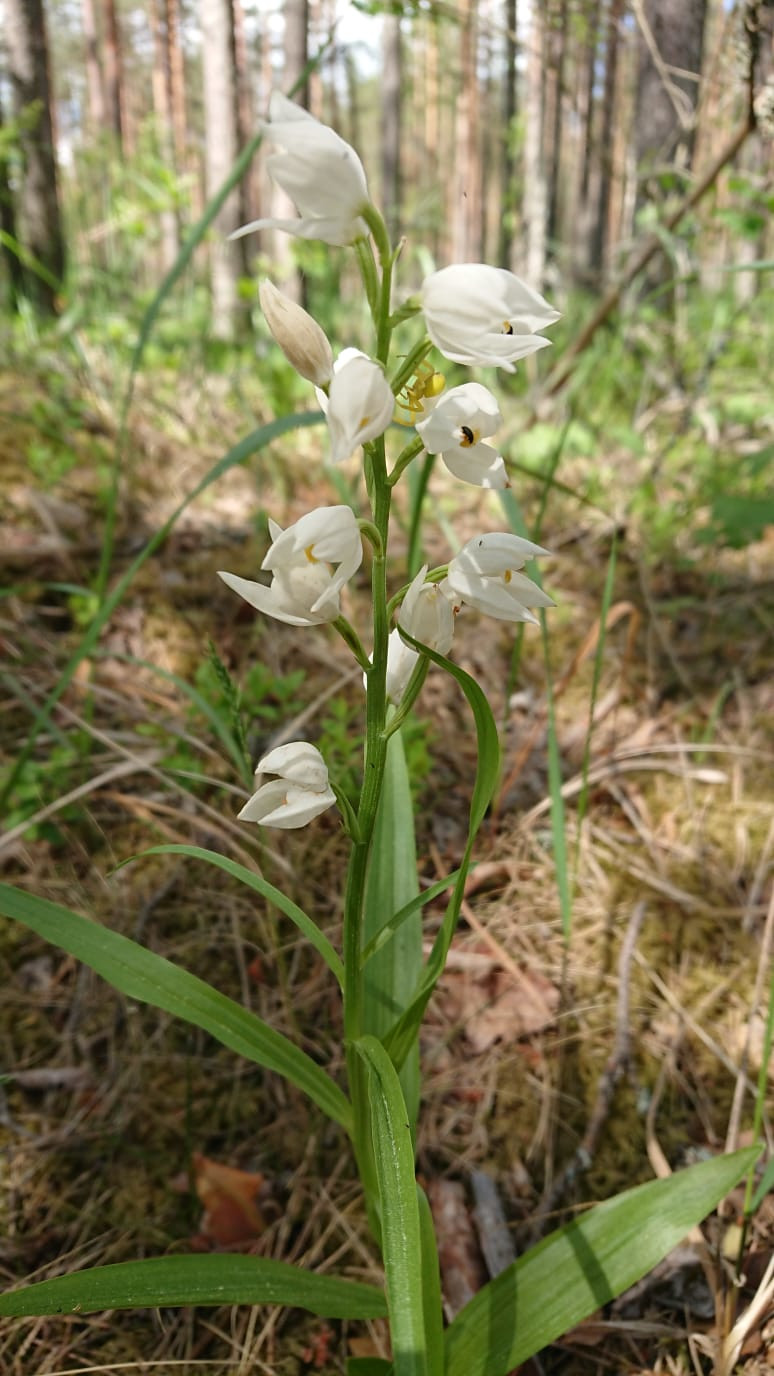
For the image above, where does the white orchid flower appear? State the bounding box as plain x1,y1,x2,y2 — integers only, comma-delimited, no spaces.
325,353,395,464
218,506,362,627
445,533,554,623
259,279,333,385
386,567,456,703
422,264,560,372
231,92,371,247
238,741,336,829
415,382,508,488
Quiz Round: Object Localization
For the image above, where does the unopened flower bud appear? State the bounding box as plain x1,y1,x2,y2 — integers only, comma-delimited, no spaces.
259,279,334,385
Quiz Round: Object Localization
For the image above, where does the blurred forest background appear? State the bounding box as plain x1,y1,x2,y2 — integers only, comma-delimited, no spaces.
1,1,773,1373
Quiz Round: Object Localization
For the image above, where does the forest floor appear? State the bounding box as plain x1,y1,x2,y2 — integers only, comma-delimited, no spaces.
0,344,773,1376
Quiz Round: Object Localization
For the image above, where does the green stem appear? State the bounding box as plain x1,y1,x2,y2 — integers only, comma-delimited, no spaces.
333,616,371,673
388,435,425,487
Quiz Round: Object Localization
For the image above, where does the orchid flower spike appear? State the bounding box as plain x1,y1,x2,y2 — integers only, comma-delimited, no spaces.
238,741,336,829
422,264,560,372
231,92,371,247
415,382,508,488
445,533,555,623
218,506,362,627
325,353,395,464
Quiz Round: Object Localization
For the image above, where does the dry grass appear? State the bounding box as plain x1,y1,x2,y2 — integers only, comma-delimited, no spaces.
1,360,772,1374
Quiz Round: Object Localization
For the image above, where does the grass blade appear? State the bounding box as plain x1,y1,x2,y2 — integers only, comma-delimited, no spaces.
0,882,350,1131
0,1254,386,1319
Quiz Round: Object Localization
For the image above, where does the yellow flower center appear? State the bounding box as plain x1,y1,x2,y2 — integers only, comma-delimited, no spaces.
504,568,513,584
459,425,479,448
358,414,372,431
305,545,318,563
502,321,514,335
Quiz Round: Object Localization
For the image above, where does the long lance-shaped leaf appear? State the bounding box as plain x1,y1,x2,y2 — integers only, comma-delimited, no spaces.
363,728,421,1128
384,641,500,1071
0,1254,386,1320
357,1037,428,1376
0,410,323,814
129,845,344,986
0,883,351,1132
444,1146,759,1376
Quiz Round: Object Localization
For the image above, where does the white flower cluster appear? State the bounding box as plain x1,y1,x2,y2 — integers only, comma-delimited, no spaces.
219,95,559,827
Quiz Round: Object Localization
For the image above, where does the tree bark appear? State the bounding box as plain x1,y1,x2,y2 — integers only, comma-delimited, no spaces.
103,0,125,150
452,0,482,261
0,89,25,307
634,0,707,194
200,0,243,338
81,0,105,129
590,0,624,277
149,0,180,270
523,0,547,284
381,11,402,241
499,0,518,268
4,0,65,312
165,0,188,171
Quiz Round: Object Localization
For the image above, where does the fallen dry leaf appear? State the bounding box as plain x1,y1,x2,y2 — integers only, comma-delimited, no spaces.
441,963,558,1053
426,1177,487,1318
191,1152,265,1247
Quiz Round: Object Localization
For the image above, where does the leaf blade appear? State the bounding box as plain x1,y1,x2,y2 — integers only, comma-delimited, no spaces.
357,1036,428,1376
129,845,344,986
444,1147,759,1376
0,1254,386,1319
0,883,351,1132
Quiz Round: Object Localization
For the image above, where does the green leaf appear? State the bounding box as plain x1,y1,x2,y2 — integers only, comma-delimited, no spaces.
360,870,461,968
129,845,343,986
444,1146,759,1376
348,1361,393,1376
0,883,351,1132
384,645,500,1070
0,1254,386,1319
363,728,421,1126
357,1037,428,1376
417,1185,444,1376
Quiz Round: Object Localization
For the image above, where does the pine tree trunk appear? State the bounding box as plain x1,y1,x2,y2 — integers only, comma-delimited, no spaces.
523,1,547,284
200,0,242,338
0,89,25,307
81,0,105,129
150,0,180,270
165,0,188,171
5,0,65,312
103,0,125,150
635,0,707,193
381,12,402,240
271,0,308,300
590,0,623,278
499,0,518,268
452,0,482,261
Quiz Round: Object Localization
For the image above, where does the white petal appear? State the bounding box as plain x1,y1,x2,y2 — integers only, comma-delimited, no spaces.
218,569,321,626
263,506,361,568
456,532,550,569
385,628,419,704
256,741,329,791
327,356,394,463
422,263,559,370
441,444,509,489
239,779,336,828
